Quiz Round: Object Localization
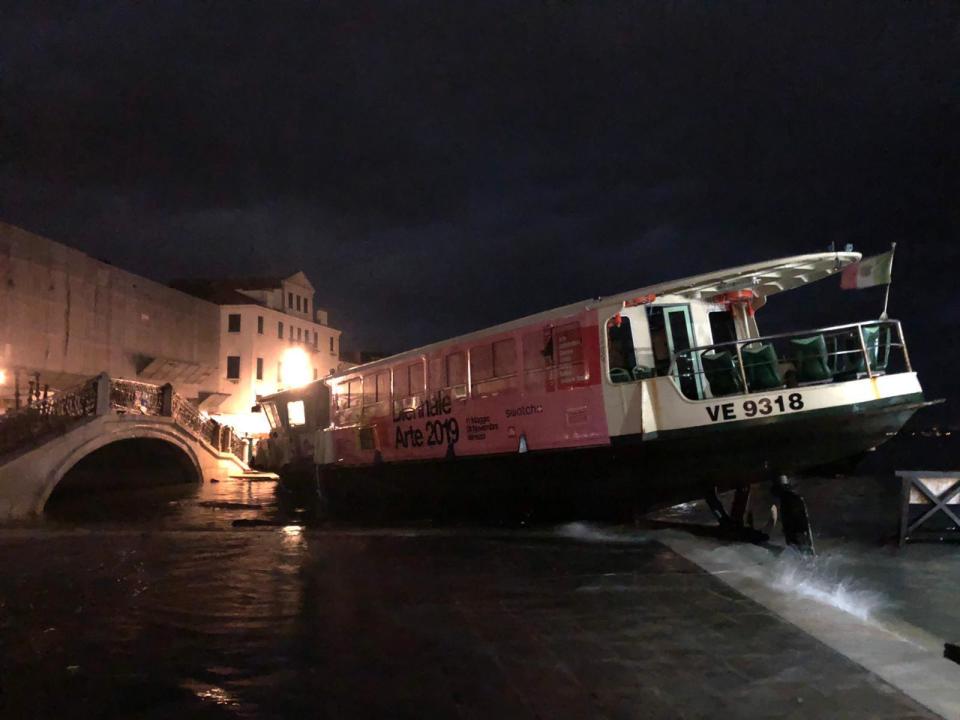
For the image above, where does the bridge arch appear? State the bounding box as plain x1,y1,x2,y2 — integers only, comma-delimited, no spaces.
41,422,204,512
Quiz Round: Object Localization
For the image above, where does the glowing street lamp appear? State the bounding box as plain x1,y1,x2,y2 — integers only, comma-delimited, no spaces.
281,347,312,388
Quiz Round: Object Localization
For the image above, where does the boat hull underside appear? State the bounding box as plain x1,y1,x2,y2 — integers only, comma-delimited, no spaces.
302,398,922,521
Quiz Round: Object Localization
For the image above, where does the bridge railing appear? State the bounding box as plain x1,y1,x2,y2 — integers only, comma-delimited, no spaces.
0,374,247,464
110,378,164,415
0,376,101,458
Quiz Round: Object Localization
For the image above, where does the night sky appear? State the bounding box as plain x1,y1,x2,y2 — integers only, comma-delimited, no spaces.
2,2,957,416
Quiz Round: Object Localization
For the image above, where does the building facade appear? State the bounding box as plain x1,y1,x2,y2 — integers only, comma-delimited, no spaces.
172,274,341,431
1,222,343,438
0,221,220,408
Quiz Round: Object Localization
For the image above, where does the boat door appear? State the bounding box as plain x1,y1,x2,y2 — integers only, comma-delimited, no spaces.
648,305,703,399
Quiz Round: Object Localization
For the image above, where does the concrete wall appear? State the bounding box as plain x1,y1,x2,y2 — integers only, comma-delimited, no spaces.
0,222,220,403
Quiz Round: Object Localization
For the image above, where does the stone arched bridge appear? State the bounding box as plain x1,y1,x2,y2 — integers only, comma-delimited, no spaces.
0,374,249,519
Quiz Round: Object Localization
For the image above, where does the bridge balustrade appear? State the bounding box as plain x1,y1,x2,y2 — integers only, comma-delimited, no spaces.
0,374,245,462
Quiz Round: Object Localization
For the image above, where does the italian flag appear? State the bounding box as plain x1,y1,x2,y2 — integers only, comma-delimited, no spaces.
841,249,894,290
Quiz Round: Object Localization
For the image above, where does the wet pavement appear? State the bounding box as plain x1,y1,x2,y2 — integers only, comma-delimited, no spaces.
0,475,953,719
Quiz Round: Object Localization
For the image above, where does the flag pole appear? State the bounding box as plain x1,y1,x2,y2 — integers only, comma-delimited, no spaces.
880,242,896,320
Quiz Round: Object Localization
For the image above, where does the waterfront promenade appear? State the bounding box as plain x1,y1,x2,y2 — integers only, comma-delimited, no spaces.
0,475,954,719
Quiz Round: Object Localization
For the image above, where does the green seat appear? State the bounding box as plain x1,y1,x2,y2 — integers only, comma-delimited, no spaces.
742,343,782,391
700,350,743,397
790,335,832,383
835,325,892,379
864,325,891,372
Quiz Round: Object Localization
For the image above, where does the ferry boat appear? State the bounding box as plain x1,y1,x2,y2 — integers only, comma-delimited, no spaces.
261,253,932,528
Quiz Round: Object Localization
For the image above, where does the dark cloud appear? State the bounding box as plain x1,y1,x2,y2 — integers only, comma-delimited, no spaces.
1,1,958,412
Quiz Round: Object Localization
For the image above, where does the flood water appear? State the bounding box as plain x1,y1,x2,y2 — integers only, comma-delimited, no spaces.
0,473,947,719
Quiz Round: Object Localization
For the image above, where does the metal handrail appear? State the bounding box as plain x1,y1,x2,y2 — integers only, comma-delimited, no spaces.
668,319,909,400
680,319,906,363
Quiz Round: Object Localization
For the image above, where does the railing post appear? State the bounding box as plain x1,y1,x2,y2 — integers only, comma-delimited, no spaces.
896,321,913,372
734,342,749,393
856,323,873,378
95,373,111,416
160,383,174,416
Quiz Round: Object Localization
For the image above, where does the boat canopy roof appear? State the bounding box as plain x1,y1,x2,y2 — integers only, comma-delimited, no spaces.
605,251,861,303
329,251,861,378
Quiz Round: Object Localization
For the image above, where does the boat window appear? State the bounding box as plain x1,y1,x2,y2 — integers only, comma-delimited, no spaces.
362,375,377,405
445,351,467,399
346,378,362,407
287,400,306,427
445,352,465,387
393,360,427,414
262,401,281,429
470,344,494,382
471,338,517,397
606,314,639,384
709,310,737,346
647,310,671,376
394,364,409,398
362,371,390,418
523,328,555,392
409,361,425,395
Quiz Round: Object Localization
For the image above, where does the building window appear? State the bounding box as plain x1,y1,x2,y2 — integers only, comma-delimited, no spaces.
288,291,293,309
296,327,302,341
256,357,264,380
329,336,335,353
226,356,241,379
289,325,293,341
296,295,302,312
257,316,264,334
278,321,284,339
227,314,241,333
313,331,318,349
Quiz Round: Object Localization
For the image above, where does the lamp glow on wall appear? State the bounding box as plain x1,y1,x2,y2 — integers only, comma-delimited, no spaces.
281,347,312,388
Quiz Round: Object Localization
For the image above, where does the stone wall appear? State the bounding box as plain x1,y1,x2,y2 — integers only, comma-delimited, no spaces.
0,222,220,402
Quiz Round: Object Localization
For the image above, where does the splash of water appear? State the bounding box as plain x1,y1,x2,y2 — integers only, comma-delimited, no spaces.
555,522,648,544
563,524,890,622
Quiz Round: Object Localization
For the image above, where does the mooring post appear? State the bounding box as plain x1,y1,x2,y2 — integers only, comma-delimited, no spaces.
160,383,174,416
95,372,111,416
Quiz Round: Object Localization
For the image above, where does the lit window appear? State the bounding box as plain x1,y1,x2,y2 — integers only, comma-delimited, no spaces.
287,400,306,426
227,314,241,333
277,361,283,382
226,356,241,379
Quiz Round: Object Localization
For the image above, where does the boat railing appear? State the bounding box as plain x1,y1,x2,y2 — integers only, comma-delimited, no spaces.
669,319,910,401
